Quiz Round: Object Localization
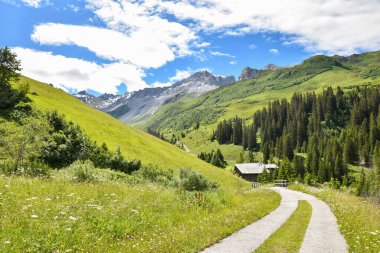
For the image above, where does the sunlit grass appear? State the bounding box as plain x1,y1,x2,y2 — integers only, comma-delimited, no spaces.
0,176,281,252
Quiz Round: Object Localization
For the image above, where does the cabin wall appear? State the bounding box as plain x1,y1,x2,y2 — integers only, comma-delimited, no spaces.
242,174,258,182
234,166,259,182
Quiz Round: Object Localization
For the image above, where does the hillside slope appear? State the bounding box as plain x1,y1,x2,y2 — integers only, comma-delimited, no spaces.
24,76,243,189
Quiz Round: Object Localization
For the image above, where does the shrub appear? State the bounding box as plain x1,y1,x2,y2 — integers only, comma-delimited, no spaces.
133,165,176,187
67,160,96,182
179,168,219,191
0,159,51,178
329,178,341,189
133,166,219,191
23,160,51,178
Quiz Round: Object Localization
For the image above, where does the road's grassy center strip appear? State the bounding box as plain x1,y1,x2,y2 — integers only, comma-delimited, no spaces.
255,200,312,253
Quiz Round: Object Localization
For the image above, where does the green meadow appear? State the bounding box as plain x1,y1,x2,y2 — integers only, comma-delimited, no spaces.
0,76,281,252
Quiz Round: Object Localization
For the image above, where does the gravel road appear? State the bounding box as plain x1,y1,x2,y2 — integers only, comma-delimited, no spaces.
200,187,348,253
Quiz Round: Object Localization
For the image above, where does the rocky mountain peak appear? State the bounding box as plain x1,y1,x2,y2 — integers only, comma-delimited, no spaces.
174,71,235,88
239,67,261,81
262,64,282,70
77,90,89,95
99,93,120,101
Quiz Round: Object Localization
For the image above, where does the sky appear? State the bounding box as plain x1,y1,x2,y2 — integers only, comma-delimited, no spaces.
1,0,380,95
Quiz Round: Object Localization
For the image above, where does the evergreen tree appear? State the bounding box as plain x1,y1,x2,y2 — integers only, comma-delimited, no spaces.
247,150,256,163
293,155,306,178
237,151,244,163
0,46,21,85
0,46,27,109
262,142,270,163
283,134,294,160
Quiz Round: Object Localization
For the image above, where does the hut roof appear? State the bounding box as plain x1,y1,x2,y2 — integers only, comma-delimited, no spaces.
234,163,278,174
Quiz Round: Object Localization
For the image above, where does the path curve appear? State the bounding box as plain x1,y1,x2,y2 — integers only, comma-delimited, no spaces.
200,187,348,253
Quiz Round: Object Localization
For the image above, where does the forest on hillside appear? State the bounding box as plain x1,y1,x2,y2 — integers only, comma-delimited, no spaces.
212,86,380,199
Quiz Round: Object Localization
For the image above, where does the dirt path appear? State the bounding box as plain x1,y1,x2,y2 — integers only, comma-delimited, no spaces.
183,144,191,153
200,187,348,253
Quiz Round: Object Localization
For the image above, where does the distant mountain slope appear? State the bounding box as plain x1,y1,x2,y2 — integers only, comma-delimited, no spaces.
239,64,282,81
74,90,122,110
147,51,380,137
24,76,245,189
74,71,235,125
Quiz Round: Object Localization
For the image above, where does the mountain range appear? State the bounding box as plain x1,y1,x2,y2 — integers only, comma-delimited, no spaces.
74,70,235,124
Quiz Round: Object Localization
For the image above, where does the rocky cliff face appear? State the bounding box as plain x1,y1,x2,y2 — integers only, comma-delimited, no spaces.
262,64,282,71
74,71,235,125
239,67,261,81
239,64,283,81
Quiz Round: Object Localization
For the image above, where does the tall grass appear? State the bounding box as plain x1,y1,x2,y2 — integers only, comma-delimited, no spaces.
0,176,280,252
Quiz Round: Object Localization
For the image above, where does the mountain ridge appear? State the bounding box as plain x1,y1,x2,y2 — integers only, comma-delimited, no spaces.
74,70,235,124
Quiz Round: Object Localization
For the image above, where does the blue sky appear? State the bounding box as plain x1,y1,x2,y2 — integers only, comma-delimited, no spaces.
1,0,380,95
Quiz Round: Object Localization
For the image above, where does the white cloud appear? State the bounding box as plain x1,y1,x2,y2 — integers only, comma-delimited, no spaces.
249,43,257,50
154,0,380,55
67,4,79,13
31,0,198,71
193,41,211,48
151,81,172,88
32,23,179,69
269,48,279,55
210,51,235,58
85,0,197,58
169,69,191,83
229,61,237,65
13,47,148,94
21,0,41,8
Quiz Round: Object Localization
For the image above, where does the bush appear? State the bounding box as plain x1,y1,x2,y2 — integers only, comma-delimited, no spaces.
329,178,341,189
133,166,219,191
23,160,51,178
67,160,96,182
179,168,219,191
133,165,176,187
0,159,51,178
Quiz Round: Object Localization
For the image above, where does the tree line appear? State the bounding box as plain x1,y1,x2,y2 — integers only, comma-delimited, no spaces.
213,86,380,197
211,116,257,150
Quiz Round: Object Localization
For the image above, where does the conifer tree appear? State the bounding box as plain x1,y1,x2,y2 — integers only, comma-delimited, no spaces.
237,151,244,163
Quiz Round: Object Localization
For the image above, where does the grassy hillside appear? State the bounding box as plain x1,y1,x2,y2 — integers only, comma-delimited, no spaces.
25,76,247,190
145,51,380,159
